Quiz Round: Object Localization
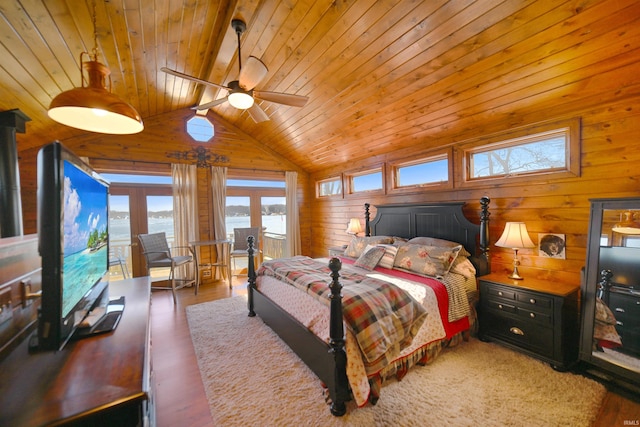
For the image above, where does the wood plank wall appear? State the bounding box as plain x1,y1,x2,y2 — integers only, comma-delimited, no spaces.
308,96,640,286
13,96,640,287
16,109,311,268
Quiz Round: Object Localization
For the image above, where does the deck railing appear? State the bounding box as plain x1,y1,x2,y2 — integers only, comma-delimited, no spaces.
263,232,286,260
109,232,288,281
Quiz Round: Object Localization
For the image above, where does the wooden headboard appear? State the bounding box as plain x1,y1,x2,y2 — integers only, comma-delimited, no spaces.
364,197,491,275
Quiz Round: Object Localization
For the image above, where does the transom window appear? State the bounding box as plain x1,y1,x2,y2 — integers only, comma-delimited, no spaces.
347,169,383,194
458,118,580,186
388,151,451,193
317,177,342,197
468,131,568,179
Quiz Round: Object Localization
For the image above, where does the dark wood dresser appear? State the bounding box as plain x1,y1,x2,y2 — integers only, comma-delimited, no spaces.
0,277,154,427
478,273,580,370
607,285,640,356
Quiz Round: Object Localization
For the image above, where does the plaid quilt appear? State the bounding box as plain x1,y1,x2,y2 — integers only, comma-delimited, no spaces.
256,256,428,366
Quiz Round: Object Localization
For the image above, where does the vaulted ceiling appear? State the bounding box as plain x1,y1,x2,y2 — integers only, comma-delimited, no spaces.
1,0,639,173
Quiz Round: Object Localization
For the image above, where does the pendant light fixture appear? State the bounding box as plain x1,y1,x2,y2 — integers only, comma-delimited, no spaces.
48,1,143,134
612,211,640,235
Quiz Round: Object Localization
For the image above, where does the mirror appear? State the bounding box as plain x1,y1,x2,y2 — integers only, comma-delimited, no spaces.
580,199,640,393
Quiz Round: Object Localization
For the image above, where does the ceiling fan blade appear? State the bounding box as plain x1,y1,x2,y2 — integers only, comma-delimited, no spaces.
191,97,229,110
247,103,269,123
253,90,309,107
239,56,268,90
161,67,229,90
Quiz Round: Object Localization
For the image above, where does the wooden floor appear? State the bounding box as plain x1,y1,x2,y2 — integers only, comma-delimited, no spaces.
150,279,640,427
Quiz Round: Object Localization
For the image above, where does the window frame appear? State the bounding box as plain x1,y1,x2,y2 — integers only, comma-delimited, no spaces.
345,167,384,197
386,149,453,195
455,118,581,188
316,176,343,198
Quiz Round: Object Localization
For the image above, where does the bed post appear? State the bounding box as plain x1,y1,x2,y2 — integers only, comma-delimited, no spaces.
364,203,371,237
479,196,491,270
328,257,349,416
247,235,256,317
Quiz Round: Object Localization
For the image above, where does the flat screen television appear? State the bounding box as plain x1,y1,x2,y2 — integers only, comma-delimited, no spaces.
31,141,111,352
599,246,640,288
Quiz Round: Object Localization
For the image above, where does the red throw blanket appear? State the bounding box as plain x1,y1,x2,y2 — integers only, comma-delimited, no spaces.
257,256,428,367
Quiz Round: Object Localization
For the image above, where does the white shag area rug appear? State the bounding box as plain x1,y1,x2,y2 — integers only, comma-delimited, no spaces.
186,296,606,427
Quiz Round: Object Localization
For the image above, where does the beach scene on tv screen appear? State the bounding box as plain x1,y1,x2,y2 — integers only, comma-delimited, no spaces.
62,160,108,317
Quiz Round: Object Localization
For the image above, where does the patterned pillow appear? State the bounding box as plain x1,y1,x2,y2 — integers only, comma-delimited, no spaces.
354,245,386,271
376,244,399,269
450,256,476,278
344,235,393,258
393,244,462,277
408,237,471,257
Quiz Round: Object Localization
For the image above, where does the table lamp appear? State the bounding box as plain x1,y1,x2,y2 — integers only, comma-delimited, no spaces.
495,222,536,280
345,218,363,236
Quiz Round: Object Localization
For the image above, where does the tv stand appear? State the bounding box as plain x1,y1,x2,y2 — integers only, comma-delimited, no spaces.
0,277,154,427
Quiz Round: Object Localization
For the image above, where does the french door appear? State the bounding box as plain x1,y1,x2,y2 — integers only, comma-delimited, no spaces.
109,184,173,278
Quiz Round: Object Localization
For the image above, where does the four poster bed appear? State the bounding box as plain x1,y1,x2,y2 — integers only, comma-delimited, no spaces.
246,197,491,416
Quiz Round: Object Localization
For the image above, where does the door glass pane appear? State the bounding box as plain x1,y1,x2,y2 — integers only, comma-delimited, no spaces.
262,196,286,260
226,196,251,274
226,196,251,239
147,195,175,279
262,197,286,234
108,195,131,281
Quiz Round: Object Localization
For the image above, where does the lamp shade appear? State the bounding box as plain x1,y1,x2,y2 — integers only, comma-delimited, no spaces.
48,60,143,134
495,222,536,249
346,218,363,235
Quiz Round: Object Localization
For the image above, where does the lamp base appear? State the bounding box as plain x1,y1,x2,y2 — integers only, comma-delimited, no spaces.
508,249,525,280
508,271,525,280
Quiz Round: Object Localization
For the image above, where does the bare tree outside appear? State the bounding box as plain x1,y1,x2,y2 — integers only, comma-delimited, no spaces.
471,136,566,178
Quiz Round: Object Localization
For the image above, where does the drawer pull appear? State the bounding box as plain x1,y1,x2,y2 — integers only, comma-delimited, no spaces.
529,298,536,304
615,308,625,313
498,291,503,296
498,304,503,309
616,321,623,326
510,327,525,336
529,312,536,318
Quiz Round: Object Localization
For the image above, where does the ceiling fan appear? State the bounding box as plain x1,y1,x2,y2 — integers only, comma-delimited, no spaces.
161,19,308,123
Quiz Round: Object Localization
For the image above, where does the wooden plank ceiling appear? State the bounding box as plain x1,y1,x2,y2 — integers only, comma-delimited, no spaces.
1,0,639,173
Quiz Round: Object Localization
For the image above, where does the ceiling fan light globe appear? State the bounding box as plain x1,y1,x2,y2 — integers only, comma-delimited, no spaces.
228,92,254,109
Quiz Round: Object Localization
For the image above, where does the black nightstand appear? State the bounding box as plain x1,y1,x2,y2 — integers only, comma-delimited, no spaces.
478,273,580,370
328,246,346,257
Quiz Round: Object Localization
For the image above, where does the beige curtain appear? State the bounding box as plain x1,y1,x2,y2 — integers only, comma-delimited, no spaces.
172,163,198,280
211,166,228,279
285,171,301,256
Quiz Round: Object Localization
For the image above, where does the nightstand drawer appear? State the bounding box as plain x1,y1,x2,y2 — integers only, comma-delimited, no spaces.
486,300,552,325
487,299,517,314
517,308,552,325
486,287,516,300
516,292,552,310
484,312,554,358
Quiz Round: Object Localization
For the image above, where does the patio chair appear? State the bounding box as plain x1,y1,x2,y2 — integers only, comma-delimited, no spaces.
138,232,195,303
230,227,262,276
